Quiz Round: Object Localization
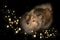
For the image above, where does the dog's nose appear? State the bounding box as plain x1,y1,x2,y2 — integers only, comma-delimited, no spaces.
27,22,29,24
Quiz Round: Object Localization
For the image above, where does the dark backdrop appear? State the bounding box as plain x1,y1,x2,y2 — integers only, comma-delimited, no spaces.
0,0,60,40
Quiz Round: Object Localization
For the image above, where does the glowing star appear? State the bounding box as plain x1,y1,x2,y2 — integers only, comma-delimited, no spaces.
19,17,21,19
11,13,14,15
7,10,10,11
18,28,21,31
14,20,16,23
45,37,48,38
40,36,42,39
40,33,42,35
5,16,7,18
11,26,13,28
50,34,52,36
52,33,55,37
55,30,57,32
13,10,15,13
47,34,50,37
14,16,16,18
31,30,34,33
9,18,11,21
10,24,12,26
8,15,10,17
4,5,7,8
9,21,13,24
8,11,10,13
24,32,27,35
52,27,54,29
6,25,9,28
17,19,19,22
16,22,18,25
44,30,48,34
15,30,18,34
7,10,10,13
33,35,36,38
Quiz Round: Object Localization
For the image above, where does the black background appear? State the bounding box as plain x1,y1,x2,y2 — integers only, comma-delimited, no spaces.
0,0,60,40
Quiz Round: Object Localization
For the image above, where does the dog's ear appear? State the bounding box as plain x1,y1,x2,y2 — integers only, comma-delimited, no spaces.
34,3,52,14
40,3,52,11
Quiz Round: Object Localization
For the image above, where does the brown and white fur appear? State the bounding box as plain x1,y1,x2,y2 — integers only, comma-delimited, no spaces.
21,3,53,34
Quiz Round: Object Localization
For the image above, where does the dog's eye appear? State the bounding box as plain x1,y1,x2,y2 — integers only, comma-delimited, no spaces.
36,12,42,16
